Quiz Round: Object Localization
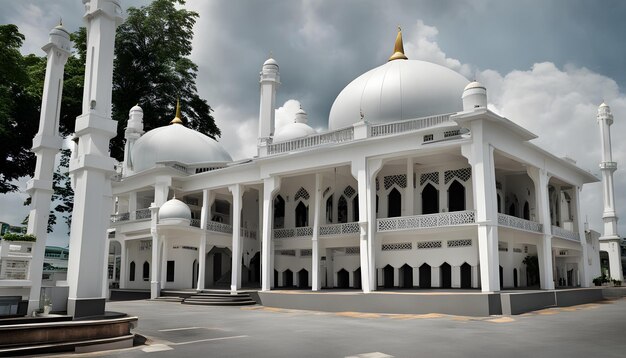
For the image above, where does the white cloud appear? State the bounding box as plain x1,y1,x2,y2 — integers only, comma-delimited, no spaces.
212,105,258,161
274,99,302,130
403,20,473,78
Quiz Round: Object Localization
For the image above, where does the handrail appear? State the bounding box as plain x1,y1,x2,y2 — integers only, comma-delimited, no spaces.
377,210,475,232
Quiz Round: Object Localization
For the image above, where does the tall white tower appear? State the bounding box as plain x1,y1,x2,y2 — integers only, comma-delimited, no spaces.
25,23,72,314
257,57,280,155
66,0,123,318
122,104,144,175
597,102,623,281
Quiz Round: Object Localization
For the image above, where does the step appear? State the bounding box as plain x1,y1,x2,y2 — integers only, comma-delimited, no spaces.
186,297,252,302
192,293,251,298
182,300,257,306
152,297,184,303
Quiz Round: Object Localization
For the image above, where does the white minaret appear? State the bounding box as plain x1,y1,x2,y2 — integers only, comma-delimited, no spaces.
257,56,280,155
66,0,123,318
122,104,144,175
597,102,623,281
25,23,72,314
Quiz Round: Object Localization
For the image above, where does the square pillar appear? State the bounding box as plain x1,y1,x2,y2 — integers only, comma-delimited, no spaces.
527,166,555,290
312,173,322,291
229,184,243,293
261,177,281,291
404,158,414,216
119,239,127,289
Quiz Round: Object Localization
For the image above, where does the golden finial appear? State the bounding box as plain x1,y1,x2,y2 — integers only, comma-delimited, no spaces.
388,26,408,62
170,98,183,125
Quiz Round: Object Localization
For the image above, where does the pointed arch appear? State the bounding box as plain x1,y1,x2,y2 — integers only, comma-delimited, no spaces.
421,183,439,214
448,180,465,212
523,201,530,220
142,261,149,281
326,194,334,223
295,201,308,227
129,261,136,282
352,195,359,222
388,188,401,217
273,195,285,229
338,195,348,223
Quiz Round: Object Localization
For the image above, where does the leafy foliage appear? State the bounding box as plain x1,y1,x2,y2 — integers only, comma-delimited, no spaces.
2,233,37,242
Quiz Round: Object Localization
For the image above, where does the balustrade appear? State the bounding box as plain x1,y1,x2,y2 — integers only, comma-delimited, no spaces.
497,213,543,233
318,222,360,236
206,220,233,234
267,127,354,155
377,210,475,232
370,114,451,137
551,225,580,242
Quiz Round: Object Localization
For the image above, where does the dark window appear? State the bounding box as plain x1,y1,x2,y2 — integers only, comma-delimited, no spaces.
419,263,431,288
326,195,333,223
461,262,471,288
298,269,309,288
337,269,349,288
440,262,452,288
523,201,530,220
421,183,439,214
283,269,293,287
448,180,465,212
338,196,348,223
497,194,502,213
274,195,285,229
383,264,394,288
400,264,413,288
166,261,175,282
129,261,135,282
295,201,308,227
508,203,516,217
388,188,402,217
143,261,149,281
353,195,359,222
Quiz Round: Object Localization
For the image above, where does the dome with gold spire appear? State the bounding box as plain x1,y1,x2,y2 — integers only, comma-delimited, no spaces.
130,100,232,173
328,28,469,130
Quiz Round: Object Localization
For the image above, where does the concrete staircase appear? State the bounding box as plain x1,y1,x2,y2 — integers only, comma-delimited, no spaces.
182,291,257,306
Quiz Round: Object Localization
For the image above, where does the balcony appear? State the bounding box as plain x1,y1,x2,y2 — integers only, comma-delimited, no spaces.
497,213,543,234
273,227,313,239
319,222,360,237
206,221,233,235
272,222,361,240
369,114,451,137
551,225,580,242
110,209,151,224
377,211,476,232
267,127,354,155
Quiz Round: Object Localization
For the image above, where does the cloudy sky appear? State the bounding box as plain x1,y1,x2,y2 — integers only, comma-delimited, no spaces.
1,0,626,247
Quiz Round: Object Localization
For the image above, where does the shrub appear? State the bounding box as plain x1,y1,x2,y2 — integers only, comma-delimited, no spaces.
2,233,36,242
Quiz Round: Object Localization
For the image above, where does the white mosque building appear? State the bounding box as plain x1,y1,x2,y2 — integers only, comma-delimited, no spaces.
106,29,611,300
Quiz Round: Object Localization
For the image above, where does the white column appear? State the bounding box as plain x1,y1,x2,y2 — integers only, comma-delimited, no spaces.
261,177,281,291
128,192,137,220
26,24,71,314
66,0,123,318
462,121,499,292
119,239,127,289
573,186,589,286
229,184,244,292
197,189,214,290
527,166,555,289
404,158,414,216
353,159,371,292
312,173,322,291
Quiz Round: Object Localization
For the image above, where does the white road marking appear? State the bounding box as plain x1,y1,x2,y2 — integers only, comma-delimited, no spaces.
158,326,204,332
345,353,394,358
141,344,173,353
171,335,249,346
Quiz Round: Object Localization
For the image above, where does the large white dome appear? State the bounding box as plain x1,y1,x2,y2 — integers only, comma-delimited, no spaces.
328,60,469,130
158,198,191,221
131,124,232,172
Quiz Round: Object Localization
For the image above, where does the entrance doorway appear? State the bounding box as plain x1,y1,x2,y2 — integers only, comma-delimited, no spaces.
440,262,452,288
353,268,361,289
460,262,471,288
400,264,413,288
337,269,349,288
383,265,394,288
419,263,431,288
298,269,309,288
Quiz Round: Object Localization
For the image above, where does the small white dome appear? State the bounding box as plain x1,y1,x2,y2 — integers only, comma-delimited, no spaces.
264,57,278,67
329,60,469,130
131,124,232,172
129,104,143,114
273,122,316,143
464,81,485,91
158,198,191,221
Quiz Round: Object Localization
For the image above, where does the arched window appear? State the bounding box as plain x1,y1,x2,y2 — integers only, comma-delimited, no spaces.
273,195,285,229
295,201,308,227
440,262,452,288
448,180,465,212
523,201,530,220
352,195,359,222
326,195,333,223
338,196,348,223
508,203,516,217
143,261,150,281
129,261,136,282
421,183,439,214
497,194,502,213
460,262,471,288
388,188,402,217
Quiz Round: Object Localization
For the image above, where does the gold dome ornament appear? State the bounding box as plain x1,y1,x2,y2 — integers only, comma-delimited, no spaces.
170,99,184,125
388,26,408,61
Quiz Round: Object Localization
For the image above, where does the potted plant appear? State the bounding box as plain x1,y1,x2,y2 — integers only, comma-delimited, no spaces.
612,279,622,287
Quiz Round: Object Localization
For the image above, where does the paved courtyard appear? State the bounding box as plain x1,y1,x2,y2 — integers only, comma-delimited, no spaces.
49,298,626,358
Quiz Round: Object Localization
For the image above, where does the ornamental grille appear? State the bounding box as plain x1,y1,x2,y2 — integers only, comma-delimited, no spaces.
447,239,472,248
513,248,522,253
384,174,407,190
139,240,152,251
382,242,412,251
300,249,312,257
277,250,296,256
343,185,356,198
420,172,439,186
345,247,360,255
444,129,461,138
444,167,471,184
173,245,198,251
423,134,434,142
417,241,442,249
295,187,310,201
323,187,331,197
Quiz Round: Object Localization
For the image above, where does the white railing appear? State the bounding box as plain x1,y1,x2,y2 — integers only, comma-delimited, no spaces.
319,222,361,236
273,226,313,239
377,210,476,232
267,127,354,155
551,225,580,242
206,221,232,234
370,114,452,137
497,213,543,233
190,219,201,228
135,208,151,220
110,212,130,223
241,228,257,239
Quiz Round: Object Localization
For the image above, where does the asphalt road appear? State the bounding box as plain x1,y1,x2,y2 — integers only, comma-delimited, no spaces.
47,298,626,358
